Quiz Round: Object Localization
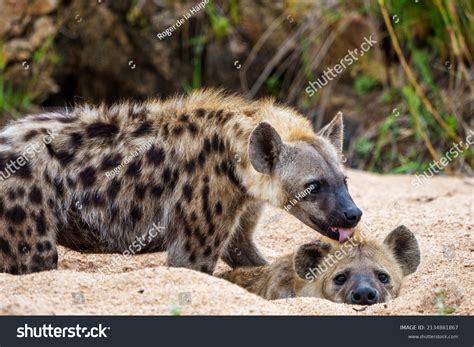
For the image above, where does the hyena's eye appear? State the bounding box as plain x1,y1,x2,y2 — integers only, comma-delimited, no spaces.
378,272,390,284
334,274,347,285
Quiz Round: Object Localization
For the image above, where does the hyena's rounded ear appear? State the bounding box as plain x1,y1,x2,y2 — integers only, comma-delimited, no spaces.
383,225,421,276
248,122,283,175
317,113,343,153
293,240,332,280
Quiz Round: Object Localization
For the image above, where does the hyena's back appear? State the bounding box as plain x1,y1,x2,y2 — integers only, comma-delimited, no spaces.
0,91,275,274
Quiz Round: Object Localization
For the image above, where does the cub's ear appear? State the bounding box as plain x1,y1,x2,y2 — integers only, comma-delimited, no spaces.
383,225,421,276
248,122,283,175
293,240,332,280
317,113,343,153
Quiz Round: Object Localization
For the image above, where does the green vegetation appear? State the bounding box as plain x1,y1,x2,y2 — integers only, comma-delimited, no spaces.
433,290,457,315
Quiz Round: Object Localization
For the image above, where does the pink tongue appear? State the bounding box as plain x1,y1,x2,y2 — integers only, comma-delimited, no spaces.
338,228,355,243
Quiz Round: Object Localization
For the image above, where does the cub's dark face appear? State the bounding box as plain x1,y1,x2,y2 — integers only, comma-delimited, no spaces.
294,226,421,305
249,114,362,242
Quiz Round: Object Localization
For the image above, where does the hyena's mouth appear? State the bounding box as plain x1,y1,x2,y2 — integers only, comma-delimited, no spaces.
309,217,355,243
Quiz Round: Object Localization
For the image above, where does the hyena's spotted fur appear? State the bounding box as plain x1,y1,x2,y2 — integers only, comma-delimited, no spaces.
0,90,317,275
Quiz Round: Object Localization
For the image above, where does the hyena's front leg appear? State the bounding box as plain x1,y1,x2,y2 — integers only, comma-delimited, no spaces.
222,202,267,268
0,199,58,275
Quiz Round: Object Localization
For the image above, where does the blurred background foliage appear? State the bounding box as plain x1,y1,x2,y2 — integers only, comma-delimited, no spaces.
0,0,472,175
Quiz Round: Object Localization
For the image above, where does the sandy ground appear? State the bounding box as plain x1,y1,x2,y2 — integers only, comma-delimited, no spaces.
1,169,472,315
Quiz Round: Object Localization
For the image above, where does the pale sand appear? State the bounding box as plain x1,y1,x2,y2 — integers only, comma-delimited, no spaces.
1,169,472,315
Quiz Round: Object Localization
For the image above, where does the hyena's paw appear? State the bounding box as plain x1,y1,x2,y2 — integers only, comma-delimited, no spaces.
222,240,267,268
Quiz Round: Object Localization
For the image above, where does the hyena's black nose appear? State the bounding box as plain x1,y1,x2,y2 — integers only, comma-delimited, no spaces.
344,207,362,223
351,286,378,305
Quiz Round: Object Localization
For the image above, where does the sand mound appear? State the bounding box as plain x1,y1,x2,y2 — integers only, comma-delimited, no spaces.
1,169,472,315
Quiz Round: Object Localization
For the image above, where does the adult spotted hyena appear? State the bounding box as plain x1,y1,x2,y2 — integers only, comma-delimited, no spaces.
0,90,361,275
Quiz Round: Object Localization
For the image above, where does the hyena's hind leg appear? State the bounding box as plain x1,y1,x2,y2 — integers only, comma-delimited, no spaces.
222,202,267,268
0,199,58,275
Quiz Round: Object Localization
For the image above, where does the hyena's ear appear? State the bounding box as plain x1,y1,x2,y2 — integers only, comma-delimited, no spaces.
383,225,421,276
317,113,343,153
293,240,332,280
248,122,283,175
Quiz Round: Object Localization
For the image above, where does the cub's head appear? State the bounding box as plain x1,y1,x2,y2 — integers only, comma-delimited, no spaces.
293,226,421,305
248,114,362,242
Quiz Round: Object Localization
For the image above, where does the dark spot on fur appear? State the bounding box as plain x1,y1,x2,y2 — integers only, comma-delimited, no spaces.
86,122,119,138
203,246,212,257
211,134,220,152
79,166,97,187
0,198,4,217
185,159,196,174
100,153,123,171
150,185,164,198
135,184,147,200
190,212,198,222
162,167,172,182
0,237,12,255
147,146,165,166
7,189,16,200
92,191,105,206
43,170,52,185
7,227,15,236
70,132,83,148
53,177,65,197
107,179,121,200
35,211,47,235
215,202,223,215
198,150,206,167
172,126,184,136
200,265,209,273
29,185,43,205
5,205,27,224
126,159,142,177
187,123,198,135
179,114,189,122
195,108,206,118
47,198,55,209
203,137,211,153
189,252,196,263
132,121,153,137
36,242,45,253
32,253,45,267
130,205,142,222
23,130,39,141
17,187,25,198
182,183,193,202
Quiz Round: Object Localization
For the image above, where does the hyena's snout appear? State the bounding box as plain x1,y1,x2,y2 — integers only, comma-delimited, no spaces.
349,285,379,305
334,188,363,227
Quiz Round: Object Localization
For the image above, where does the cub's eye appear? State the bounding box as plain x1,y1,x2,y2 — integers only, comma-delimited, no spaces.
334,274,347,285
378,272,390,284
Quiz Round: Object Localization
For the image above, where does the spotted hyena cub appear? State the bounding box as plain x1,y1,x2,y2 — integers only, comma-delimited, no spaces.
219,226,420,304
0,90,361,275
